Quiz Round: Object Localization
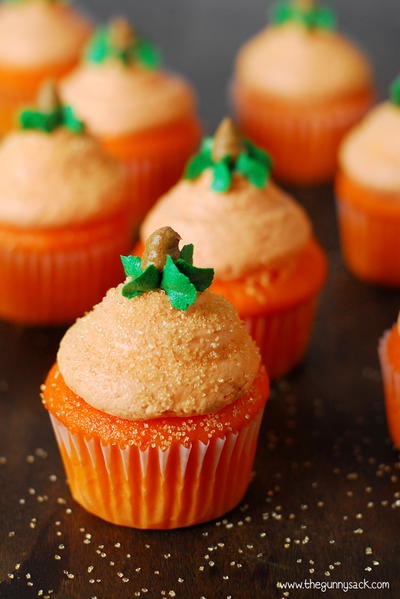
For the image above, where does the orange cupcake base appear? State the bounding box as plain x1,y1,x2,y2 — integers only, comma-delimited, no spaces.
43,364,269,529
0,200,134,325
378,326,400,449
102,118,202,221
233,84,374,185
336,172,400,287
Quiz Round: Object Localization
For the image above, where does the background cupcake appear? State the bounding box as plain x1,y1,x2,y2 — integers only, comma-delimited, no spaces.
0,81,133,325
42,227,269,529
0,0,91,135
336,76,400,287
232,0,375,185
379,314,400,449
139,119,327,379
61,18,201,221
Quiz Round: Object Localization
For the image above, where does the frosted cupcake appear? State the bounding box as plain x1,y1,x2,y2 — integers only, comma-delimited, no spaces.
336,77,400,287
232,0,375,184
139,119,327,379
0,81,133,325
0,0,91,135
379,313,400,448
61,18,201,220
42,227,269,529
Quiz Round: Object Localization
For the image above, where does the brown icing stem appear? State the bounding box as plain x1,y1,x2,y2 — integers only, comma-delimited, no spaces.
37,80,61,112
110,17,135,49
292,0,316,10
212,118,243,162
141,227,181,271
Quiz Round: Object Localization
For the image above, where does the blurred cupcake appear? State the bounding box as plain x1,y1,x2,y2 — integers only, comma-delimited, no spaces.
337,77,400,287
0,81,133,325
139,119,327,379
61,18,201,220
42,226,269,529
379,314,400,448
0,0,91,135
232,0,374,185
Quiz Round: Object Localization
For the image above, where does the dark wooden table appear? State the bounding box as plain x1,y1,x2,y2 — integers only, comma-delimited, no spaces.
1,2,399,598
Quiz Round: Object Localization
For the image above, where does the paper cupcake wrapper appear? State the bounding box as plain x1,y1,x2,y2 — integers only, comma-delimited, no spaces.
337,194,400,286
233,84,373,184
49,407,264,529
0,212,133,325
378,330,400,448
244,296,318,379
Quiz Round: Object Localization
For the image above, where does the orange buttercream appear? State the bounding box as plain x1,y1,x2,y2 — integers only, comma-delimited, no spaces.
339,102,400,192
57,287,261,421
235,23,372,103
141,171,311,280
61,63,197,137
0,2,90,68
0,129,128,228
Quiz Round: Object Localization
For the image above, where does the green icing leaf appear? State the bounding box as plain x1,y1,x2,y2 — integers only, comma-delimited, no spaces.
271,1,336,30
180,244,194,265
85,26,160,70
176,259,214,292
211,159,233,192
390,76,400,107
236,152,269,188
120,255,143,278
19,105,84,134
122,264,161,299
161,255,198,310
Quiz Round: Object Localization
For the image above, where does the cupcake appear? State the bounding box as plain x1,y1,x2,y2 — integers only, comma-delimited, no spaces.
379,315,400,448
139,119,327,379
0,0,91,135
42,226,269,529
336,77,400,287
232,0,375,185
61,18,201,220
0,81,134,325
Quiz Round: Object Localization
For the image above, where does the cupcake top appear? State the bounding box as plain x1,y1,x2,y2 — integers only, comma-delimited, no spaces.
58,227,261,420
0,82,127,229
61,18,197,137
0,0,91,68
339,78,400,192
235,0,373,103
141,119,311,281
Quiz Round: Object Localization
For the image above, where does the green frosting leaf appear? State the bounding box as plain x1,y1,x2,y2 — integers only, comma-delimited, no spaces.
85,26,160,70
19,105,84,134
122,264,160,299
271,1,336,30
120,246,213,311
184,135,273,192
211,158,233,192
180,244,194,265
390,76,400,107
161,256,198,311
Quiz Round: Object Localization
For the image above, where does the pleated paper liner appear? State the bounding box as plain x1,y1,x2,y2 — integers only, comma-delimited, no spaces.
378,326,400,449
101,117,202,221
233,84,374,185
336,172,400,287
0,199,135,325
43,365,269,529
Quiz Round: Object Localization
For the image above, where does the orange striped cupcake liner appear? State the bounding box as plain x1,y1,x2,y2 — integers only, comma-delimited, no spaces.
378,327,400,449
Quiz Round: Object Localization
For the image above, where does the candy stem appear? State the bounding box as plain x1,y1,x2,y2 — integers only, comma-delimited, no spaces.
37,80,61,112
109,17,135,49
142,227,181,271
292,0,316,9
212,118,242,162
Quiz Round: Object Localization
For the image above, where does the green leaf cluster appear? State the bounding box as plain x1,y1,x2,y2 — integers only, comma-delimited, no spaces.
85,27,161,70
271,1,336,30
184,137,273,192
121,246,214,311
19,105,84,134
390,76,400,107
